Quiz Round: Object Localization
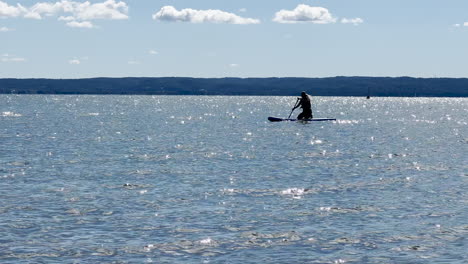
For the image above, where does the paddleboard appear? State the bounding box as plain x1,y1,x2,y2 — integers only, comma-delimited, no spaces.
268,117,336,122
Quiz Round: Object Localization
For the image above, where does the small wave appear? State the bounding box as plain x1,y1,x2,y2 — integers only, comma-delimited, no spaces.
143,237,222,256
1,111,22,117
199,238,216,246
8,161,30,166
122,183,151,189
414,119,436,124
318,206,380,214
220,188,279,197
241,231,302,244
281,188,307,199
281,188,306,195
336,120,359,124
310,139,323,145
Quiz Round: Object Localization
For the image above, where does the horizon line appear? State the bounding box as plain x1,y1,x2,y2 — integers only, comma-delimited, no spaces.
0,76,464,80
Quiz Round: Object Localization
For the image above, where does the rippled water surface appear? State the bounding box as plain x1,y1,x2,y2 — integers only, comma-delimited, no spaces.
1,95,467,263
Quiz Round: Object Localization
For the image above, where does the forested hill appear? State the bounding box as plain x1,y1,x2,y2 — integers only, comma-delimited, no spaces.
0,77,467,97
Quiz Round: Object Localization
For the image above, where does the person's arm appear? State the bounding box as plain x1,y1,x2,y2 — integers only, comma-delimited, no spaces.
292,98,302,109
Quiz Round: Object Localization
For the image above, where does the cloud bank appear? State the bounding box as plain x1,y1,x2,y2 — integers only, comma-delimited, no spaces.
273,4,363,26
69,59,80,64
2,2,364,28
0,0,128,28
453,22,468,27
0,1,24,18
341,17,364,26
0,26,13,32
273,4,336,24
66,20,94,28
1,54,25,62
152,6,260,24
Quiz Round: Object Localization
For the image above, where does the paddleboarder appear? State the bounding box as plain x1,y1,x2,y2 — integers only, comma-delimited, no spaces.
292,91,313,120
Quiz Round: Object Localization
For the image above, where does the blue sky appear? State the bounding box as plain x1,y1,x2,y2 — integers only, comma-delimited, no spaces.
1,0,468,78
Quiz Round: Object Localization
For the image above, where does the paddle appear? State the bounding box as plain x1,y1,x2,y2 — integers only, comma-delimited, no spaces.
288,98,300,119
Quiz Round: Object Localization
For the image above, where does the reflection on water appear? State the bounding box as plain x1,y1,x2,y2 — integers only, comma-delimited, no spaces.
0,95,467,263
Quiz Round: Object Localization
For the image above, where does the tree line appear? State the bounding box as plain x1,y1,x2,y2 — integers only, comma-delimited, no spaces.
0,77,466,97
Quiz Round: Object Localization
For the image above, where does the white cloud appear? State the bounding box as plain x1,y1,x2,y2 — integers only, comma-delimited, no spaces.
273,4,336,24
71,0,129,21
341,17,364,26
2,57,25,62
1,54,25,62
66,20,94,28
24,2,69,19
128,60,140,65
69,59,80,64
0,26,13,32
0,0,128,27
0,1,25,18
149,50,158,55
229,63,239,67
455,22,468,27
152,6,260,24
58,15,75,21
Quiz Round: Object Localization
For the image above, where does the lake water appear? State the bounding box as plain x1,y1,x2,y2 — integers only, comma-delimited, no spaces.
0,95,467,263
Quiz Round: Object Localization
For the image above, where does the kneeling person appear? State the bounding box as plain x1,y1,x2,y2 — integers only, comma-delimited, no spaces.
293,91,313,120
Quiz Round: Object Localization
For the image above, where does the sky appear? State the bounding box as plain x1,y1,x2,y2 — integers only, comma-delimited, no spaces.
1,0,468,78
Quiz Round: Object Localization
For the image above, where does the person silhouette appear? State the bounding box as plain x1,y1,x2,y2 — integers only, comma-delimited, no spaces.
292,91,313,120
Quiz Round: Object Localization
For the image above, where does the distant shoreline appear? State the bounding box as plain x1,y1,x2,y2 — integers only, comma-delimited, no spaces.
1,77,467,97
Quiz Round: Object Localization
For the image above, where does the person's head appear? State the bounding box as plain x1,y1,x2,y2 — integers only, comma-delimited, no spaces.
301,91,307,97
